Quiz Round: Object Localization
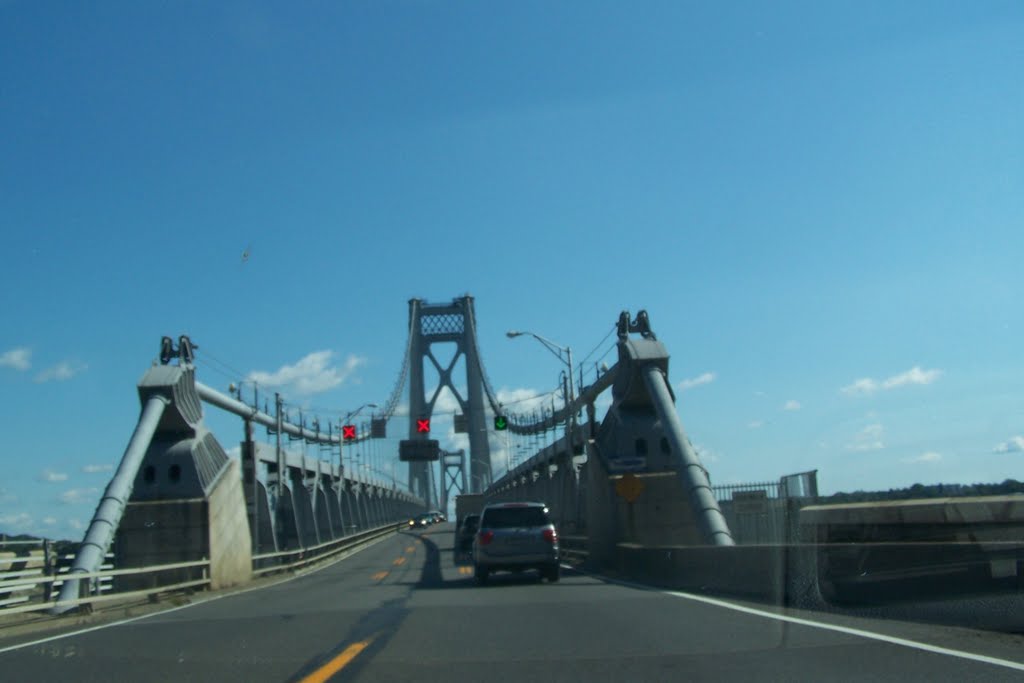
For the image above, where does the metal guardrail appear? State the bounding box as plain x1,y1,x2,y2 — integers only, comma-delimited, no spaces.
253,522,406,576
560,535,588,560
1,547,115,612
0,559,210,617
0,522,408,618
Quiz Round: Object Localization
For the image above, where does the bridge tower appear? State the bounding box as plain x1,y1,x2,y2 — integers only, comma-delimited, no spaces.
407,297,493,506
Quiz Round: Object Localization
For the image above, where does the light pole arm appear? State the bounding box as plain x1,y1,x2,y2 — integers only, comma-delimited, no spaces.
525,332,570,366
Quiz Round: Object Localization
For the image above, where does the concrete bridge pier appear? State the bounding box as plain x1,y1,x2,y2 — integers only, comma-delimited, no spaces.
311,477,334,543
341,480,359,533
276,482,304,550
97,365,253,599
289,469,319,547
322,478,344,538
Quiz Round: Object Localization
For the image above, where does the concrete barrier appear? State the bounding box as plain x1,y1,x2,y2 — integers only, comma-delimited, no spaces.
609,539,1024,608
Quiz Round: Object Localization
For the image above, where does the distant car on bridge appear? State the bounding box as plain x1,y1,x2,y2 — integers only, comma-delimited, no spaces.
409,513,434,529
472,502,559,584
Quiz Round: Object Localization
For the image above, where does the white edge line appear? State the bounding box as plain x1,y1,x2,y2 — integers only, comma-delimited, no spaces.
562,565,1024,674
0,531,398,656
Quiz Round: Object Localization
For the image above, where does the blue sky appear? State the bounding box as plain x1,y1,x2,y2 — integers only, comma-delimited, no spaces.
2,2,1023,539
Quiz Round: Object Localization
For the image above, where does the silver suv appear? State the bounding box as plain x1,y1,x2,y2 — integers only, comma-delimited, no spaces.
472,502,560,584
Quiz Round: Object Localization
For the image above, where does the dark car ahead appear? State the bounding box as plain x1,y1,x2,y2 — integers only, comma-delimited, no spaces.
408,513,433,529
455,513,480,559
472,502,559,584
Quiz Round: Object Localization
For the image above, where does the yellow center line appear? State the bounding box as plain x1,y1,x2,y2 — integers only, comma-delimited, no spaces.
458,566,472,575
299,634,376,683
371,571,389,581
392,557,406,566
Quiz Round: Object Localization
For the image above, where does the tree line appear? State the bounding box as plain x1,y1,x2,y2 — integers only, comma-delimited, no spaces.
818,479,1024,504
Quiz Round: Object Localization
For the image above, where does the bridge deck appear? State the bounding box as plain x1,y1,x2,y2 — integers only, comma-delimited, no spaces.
3,525,1024,681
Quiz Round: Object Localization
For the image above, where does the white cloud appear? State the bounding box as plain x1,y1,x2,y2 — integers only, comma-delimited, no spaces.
0,511,32,529
994,436,1024,454
842,378,878,395
68,519,85,531
0,488,15,504
904,451,942,464
841,366,942,396
693,443,720,463
34,360,87,383
42,516,57,526
747,420,764,429
678,372,716,391
0,347,31,371
59,488,99,505
782,400,801,411
247,351,365,396
39,468,68,482
432,387,465,415
82,463,113,474
846,423,885,451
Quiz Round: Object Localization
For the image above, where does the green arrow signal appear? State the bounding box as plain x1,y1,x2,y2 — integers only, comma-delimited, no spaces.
494,415,508,430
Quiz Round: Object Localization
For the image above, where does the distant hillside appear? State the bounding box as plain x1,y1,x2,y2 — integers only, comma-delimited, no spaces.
0,532,77,552
819,479,1024,504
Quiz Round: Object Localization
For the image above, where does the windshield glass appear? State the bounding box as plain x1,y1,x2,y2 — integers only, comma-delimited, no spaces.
481,508,550,529
2,3,1022,680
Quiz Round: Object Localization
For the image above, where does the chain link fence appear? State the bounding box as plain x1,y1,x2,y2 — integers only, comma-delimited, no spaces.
712,470,818,544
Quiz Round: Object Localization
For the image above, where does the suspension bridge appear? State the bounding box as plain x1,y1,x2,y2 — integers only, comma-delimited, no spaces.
3,296,1024,681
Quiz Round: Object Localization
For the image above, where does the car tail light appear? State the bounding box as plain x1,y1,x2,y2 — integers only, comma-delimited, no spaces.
478,530,494,546
542,528,557,544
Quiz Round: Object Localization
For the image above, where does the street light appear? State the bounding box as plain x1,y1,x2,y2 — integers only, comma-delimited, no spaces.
506,330,575,411
340,403,378,478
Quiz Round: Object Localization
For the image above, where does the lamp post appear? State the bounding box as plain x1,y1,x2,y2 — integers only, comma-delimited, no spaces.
506,330,575,415
340,403,377,478
507,329,578,526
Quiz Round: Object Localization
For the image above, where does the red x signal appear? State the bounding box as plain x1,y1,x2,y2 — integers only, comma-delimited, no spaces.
342,425,357,440
416,418,431,433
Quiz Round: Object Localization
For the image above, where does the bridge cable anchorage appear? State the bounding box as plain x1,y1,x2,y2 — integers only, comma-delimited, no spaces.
640,364,734,546
53,394,170,613
158,335,197,365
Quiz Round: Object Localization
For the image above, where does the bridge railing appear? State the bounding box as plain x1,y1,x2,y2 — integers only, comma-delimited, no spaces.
712,470,820,545
0,558,209,617
1,539,117,615
0,519,411,618
251,521,408,577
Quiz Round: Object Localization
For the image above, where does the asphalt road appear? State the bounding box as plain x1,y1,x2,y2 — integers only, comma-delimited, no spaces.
3,523,1024,682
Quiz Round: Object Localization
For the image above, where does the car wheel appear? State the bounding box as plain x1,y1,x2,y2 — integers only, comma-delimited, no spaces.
543,564,560,582
474,566,489,585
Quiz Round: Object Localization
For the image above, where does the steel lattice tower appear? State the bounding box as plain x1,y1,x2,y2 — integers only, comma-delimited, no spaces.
407,297,493,506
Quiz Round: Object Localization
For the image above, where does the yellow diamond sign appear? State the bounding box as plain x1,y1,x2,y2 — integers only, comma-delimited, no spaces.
615,473,644,503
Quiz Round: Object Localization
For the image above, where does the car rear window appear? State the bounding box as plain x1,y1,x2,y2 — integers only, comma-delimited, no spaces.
481,507,549,528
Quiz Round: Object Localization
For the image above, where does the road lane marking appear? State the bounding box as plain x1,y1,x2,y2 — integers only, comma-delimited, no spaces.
392,557,406,566
298,635,376,683
371,571,389,581
405,546,415,553
662,588,1024,673
565,566,1024,674
458,566,472,575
